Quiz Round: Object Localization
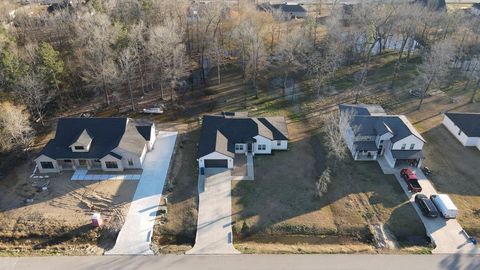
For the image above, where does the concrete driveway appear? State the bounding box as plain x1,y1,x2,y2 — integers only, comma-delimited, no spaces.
186,168,240,255
106,131,178,255
378,158,480,254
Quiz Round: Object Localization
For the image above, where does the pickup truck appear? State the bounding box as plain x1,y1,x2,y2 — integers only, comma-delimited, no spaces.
400,168,422,193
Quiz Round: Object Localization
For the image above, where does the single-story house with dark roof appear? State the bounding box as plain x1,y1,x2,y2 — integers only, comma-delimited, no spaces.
35,117,156,173
257,2,307,19
443,112,480,150
197,112,288,169
340,104,426,168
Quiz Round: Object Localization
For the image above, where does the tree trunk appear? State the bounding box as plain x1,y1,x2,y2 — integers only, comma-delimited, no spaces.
417,77,434,110
283,70,288,97
127,76,135,111
390,37,408,89
471,80,480,103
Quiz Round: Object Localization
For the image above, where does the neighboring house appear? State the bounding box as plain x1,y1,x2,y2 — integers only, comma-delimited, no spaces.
257,2,307,19
197,112,288,169
469,3,480,16
339,104,426,168
442,112,480,150
35,118,156,173
414,0,446,11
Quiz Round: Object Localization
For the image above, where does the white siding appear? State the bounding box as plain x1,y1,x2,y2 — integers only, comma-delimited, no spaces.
148,124,156,150
384,148,396,168
198,152,233,169
392,135,424,150
234,143,247,154
111,146,145,169
100,154,124,171
271,140,288,150
35,155,60,173
443,115,480,147
253,135,272,154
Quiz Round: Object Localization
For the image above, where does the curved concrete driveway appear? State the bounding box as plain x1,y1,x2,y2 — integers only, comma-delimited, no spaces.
187,168,240,255
106,131,177,255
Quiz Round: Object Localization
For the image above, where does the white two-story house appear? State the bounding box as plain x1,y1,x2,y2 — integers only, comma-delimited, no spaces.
197,112,289,169
340,104,426,168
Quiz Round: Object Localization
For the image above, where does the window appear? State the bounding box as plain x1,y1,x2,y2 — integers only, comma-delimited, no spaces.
64,159,72,163
74,145,85,150
235,144,244,151
409,143,415,150
401,143,406,150
258,144,266,151
93,159,101,164
40,162,54,169
458,129,461,136
105,161,118,169
277,141,281,146
128,159,134,166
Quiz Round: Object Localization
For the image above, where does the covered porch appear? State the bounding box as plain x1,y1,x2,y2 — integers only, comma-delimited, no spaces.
353,141,379,161
56,159,103,171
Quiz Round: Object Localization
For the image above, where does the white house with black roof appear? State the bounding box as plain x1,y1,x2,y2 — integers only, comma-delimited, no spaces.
339,104,426,168
197,112,289,169
443,112,480,150
35,117,156,173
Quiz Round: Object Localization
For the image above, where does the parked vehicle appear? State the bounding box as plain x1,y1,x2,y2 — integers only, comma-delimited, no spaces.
143,107,164,114
400,168,422,193
430,194,458,219
415,194,439,218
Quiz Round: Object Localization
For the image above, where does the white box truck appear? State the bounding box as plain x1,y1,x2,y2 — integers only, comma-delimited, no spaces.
430,194,458,219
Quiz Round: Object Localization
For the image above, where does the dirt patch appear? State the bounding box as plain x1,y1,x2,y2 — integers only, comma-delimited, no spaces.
152,126,199,253
0,160,137,255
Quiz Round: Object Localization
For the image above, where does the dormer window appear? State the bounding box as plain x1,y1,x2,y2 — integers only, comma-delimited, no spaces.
70,129,93,152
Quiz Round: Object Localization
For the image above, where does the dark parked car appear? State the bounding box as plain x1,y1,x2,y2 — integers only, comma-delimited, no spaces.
400,168,422,193
415,194,439,218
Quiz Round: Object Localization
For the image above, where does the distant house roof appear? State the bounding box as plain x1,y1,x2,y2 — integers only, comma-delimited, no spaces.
198,113,289,158
257,2,307,15
339,103,386,116
445,112,480,137
39,118,153,160
414,0,446,11
340,104,425,143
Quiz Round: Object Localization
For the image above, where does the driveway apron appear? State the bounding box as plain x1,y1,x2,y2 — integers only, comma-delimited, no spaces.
106,131,178,255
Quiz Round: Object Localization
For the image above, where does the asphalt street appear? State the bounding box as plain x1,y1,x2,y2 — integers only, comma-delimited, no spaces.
1,254,479,270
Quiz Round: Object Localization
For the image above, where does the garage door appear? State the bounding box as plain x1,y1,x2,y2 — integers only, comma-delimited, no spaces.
204,159,228,168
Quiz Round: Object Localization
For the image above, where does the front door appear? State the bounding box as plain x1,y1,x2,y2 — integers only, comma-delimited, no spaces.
77,159,88,169
247,143,253,153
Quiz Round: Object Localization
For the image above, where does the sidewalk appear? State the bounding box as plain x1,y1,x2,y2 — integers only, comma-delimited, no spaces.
106,131,178,255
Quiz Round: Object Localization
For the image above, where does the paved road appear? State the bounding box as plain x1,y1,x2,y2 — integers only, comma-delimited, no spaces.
1,254,479,270
106,131,178,255
378,158,480,255
186,169,240,254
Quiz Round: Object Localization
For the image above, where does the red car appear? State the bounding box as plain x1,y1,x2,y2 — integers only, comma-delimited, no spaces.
400,168,422,193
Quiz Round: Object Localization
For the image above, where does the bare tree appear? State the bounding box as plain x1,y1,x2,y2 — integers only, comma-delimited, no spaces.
323,109,355,170
308,40,343,97
233,20,268,97
463,56,480,103
0,101,33,151
417,39,456,110
118,46,138,111
275,28,313,96
14,71,50,126
316,167,331,197
76,13,119,105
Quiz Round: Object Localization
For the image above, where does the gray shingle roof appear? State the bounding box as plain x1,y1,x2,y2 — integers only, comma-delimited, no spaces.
39,118,153,160
339,103,386,116
350,115,425,143
354,141,378,151
198,114,289,158
391,150,425,159
445,112,480,137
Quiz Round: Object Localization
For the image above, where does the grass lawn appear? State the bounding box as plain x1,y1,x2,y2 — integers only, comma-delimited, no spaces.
231,119,428,253
422,120,480,238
